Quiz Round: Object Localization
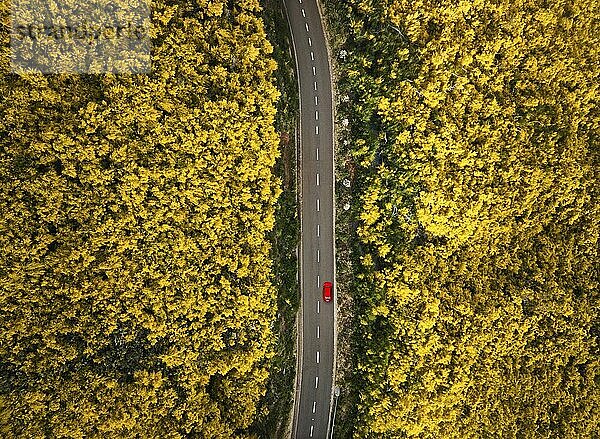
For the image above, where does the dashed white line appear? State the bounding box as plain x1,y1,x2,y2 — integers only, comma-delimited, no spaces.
310,425,314,437
314,95,318,105
312,401,317,413
317,249,320,262
315,110,319,120
301,8,305,17
315,376,319,388
315,125,319,135
314,81,318,90
317,325,320,338
305,22,310,32
316,199,320,211
316,173,320,186
308,37,312,46
317,300,320,314
316,351,320,364
310,51,315,61
317,223,320,236
312,65,316,75
316,148,319,161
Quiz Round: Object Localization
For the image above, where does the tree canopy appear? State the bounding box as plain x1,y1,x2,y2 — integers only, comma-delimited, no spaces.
0,1,281,437
327,0,600,436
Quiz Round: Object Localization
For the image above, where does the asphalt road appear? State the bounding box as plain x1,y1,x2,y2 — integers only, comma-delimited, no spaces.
284,0,336,438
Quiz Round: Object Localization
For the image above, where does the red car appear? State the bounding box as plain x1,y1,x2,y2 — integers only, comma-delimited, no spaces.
323,282,333,303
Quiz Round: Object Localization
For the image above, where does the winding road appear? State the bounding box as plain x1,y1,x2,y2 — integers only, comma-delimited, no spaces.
284,0,336,438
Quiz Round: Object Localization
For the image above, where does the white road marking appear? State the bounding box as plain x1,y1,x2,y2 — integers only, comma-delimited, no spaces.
315,376,319,388
317,300,320,314
315,110,319,120
316,148,319,161
305,22,310,32
310,425,314,437
317,325,320,338
316,351,320,364
301,8,305,17
317,274,320,286
317,223,320,236
317,249,320,262
314,95,318,105
312,401,316,413
310,51,314,61
316,173,320,186
314,81,318,90
312,65,316,75
316,199,320,211
315,125,319,135
308,37,312,46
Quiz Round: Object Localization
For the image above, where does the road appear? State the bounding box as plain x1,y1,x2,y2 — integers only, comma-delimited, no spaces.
284,0,336,438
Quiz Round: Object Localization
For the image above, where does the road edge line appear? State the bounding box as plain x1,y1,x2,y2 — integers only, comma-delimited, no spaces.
283,0,304,437
314,0,339,437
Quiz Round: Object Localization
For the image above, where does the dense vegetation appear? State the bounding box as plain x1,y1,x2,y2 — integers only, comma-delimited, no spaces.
250,0,300,436
325,0,600,437
0,0,282,437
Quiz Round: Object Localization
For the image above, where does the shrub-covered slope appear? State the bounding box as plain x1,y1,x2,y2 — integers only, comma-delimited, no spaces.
326,0,600,437
0,1,280,437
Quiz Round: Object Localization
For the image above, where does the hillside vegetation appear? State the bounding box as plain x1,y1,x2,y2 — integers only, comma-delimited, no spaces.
326,0,600,437
0,0,281,437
